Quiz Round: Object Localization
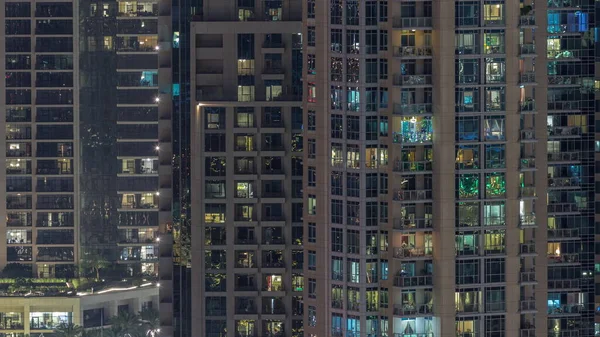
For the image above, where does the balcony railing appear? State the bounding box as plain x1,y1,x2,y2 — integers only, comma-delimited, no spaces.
547,253,579,264
548,304,583,315
392,16,432,29
393,275,433,287
393,218,433,231
393,74,433,86
520,157,536,169
520,271,536,283
394,46,433,58
548,126,582,137
393,303,433,315
548,75,581,86
456,303,480,314
393,189,432,202
519,99,536,112
393,160,433,173
548,228,579,240
520,129,536,141
393,103,433,115
519,15,536,26
547,203,580,213
393,334,434,337
520,299,536,311
520,328,536,337
519,186,536,198
519,72,536,84
520,44,536,55
548,278,580,289
393,247,433,259
548,151,580,162
520,242,536,254
547,330,580,337
547,100,580,111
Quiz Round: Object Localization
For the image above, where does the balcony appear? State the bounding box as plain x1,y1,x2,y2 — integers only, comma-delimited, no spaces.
392,17,432,29
521,329,536,337
548,151,580,162
393,218,433,231
394,46,433,58
393,103,433,115
547,49,580,60
519,99,536,113
394,275,433,287
548,252,579,264
520,271,536,283
548,75,581,87
393,303,433,316
547,203,580,214
520,299,537,312
547,330,580,337
519,15,536,26
393,189,432,202
520,157,536,170
519,72,536,85
547,228,580,240
394,334,434,337
520,242,537,255
456,303,480,314
548,126,581,138
520,129,536,142
548,304,583,316
548,177,580,189
393,74,432,87
520,44,536,56
548,101,580,112
393,247,433,260
548,278,580,290
519,186,536,198
393,160,433,174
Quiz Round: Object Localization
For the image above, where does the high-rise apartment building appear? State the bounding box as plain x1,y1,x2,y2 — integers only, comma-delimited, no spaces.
0,0,172,335
190,0,304,336
301,0,595,336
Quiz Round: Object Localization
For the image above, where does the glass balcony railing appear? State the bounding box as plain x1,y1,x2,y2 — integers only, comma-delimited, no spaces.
548,278,580,289
520,44,536,55
520,129,536,141
547,252,579,264
548,126,582,137
394,74,433,86
547,203,580,214
393,160,433,173
393,103,432,115
394,46,433,58
519,15,536,26
548,151,579,162
393,303,433,316
547,100,580,111
393,274,433,287
520,242,536,254
393,218,433,231
548,75,581,86
520,99,536,113
392,17,432,29
393,189,433,202
393,247,433,259
520,271,536,283
519,72,536,84
547,228,579,239
520,157,536,169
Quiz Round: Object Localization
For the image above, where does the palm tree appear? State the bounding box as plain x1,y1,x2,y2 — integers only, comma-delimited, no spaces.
139,308,160,337
109,310,141,336
54,323,84,337
80,250,110,280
